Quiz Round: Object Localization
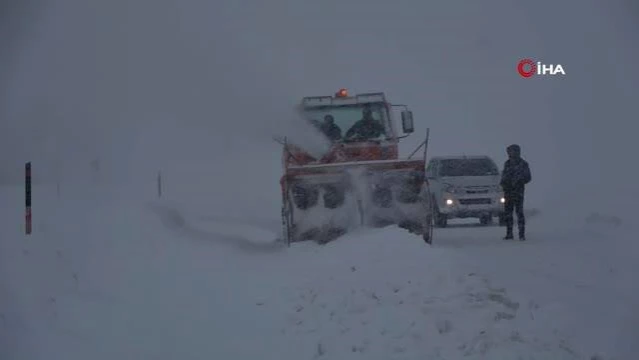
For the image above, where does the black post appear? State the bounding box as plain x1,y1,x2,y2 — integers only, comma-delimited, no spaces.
25,162,32,235
157,171,162,198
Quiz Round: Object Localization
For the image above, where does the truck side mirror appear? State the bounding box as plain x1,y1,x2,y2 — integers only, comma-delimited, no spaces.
401,111,414,133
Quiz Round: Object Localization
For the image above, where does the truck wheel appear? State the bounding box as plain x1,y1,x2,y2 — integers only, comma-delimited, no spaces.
422,230,431,244
422,214,433,244
323,185,345,209
372,187,392,208
292,184,319,210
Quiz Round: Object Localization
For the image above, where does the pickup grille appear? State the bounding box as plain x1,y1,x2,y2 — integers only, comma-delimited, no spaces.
465,189,489,194
463,186,491,194
459,198,491,205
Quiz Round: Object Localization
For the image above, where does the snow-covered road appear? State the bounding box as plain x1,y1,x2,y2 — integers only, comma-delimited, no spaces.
1,184,637,360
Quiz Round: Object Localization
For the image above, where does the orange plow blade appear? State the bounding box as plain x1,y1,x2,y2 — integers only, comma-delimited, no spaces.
280,159,432,244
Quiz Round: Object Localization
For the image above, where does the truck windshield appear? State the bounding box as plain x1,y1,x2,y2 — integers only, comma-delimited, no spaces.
303,103,389,141
439,158,499,176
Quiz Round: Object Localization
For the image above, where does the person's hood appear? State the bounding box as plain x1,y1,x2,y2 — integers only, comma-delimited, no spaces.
507,144,521,158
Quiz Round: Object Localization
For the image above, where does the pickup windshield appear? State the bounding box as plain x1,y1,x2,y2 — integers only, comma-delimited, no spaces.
439,158,499,176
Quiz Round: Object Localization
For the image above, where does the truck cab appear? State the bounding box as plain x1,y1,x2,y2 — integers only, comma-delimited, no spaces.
426,155,505,227
287,90,415,166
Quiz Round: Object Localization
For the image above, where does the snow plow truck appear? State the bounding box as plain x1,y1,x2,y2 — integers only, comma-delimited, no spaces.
279,89,434,245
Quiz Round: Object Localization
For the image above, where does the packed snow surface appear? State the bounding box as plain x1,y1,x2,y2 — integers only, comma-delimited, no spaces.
1,183,637,360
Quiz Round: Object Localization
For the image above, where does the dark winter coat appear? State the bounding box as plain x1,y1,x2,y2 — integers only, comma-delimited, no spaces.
500,157,531,195
320,123,342,141
345,119,385,139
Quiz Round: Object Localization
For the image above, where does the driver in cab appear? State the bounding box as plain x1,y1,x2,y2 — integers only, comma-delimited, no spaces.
345,107,385,140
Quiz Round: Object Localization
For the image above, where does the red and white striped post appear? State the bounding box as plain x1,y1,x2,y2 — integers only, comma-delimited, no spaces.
25,162,32,235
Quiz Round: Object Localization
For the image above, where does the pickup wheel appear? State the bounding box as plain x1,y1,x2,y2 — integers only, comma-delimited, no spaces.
498,213,507,226
433,202,448,228
480,214,493,225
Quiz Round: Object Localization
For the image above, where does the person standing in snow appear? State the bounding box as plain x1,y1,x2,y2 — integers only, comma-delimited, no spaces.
500,144,531,240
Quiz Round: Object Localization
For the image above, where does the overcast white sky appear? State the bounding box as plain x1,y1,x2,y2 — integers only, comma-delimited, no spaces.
1,0,637,221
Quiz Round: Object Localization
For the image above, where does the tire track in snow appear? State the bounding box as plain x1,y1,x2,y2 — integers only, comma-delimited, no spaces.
148,202,285,254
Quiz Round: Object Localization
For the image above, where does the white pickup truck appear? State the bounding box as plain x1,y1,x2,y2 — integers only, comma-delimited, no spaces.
426,155,506,227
